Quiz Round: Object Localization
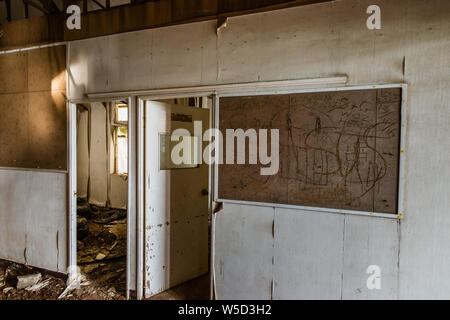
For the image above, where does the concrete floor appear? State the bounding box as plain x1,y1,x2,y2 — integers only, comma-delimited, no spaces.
147,274,210,300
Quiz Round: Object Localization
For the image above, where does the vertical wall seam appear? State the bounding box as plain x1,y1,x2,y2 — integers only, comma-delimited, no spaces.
24,231,28,265
402,56,406,81
56,231,59,272
23,247,27,265
87,105,92,202
150,31,154,88
24,172,32,266
340,214,346,300
105,102,112,207
271,207,275,300
216,24,222,82
200,23,205,85
397,219,401,299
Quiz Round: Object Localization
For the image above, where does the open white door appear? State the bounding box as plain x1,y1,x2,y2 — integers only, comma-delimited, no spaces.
144,100,210,298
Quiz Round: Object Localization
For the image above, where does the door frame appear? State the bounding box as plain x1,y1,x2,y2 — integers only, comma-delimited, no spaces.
68,96,136,299
85,76,372,300
137,93,216,300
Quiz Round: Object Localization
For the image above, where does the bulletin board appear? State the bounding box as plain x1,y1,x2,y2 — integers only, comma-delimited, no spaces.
218,87,402,214
0,45,67,170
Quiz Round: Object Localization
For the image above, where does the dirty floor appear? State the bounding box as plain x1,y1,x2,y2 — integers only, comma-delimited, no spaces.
0,262,210,300
77,201,127,296
0,260,125,300
148,274,210,300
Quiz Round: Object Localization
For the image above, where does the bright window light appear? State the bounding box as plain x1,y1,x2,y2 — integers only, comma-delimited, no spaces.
114,103,128,175
116,126,128,175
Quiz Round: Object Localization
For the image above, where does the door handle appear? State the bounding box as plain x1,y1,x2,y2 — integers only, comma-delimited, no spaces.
201,189,209,196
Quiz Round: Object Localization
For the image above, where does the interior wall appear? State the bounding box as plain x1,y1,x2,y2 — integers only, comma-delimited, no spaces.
77,102,128,209
0,44,67,273
68,0,450,299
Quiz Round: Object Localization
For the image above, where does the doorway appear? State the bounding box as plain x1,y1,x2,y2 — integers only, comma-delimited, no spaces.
74,100,129,297
143,96,213,299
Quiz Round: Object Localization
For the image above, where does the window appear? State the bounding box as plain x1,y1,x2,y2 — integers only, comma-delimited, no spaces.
113,104,128,175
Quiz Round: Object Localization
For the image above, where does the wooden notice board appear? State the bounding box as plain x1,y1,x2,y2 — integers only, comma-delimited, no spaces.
0,45,67,170
218,88,402,214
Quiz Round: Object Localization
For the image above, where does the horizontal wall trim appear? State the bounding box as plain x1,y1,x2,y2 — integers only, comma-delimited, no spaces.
0,167,68,174
0,42,67,55
64,0,334,42
84,76,348,100
217,199,401,219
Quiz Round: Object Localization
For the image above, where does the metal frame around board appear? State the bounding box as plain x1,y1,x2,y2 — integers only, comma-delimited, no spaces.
214,83,408,220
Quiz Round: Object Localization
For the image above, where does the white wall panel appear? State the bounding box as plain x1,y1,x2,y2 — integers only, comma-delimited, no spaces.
151,22,218,89
0,170,67,272
107,30,154,93
273,208,344,300
342,215,399,300
396,0,450,299
88,102,108,206
214,204,274,300
77,109,89,199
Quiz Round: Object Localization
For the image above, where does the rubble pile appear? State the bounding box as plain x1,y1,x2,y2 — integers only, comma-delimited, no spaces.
0,261,125,300
77,200,127,296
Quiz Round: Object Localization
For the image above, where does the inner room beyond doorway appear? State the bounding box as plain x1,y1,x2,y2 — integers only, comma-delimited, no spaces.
76,101,129,297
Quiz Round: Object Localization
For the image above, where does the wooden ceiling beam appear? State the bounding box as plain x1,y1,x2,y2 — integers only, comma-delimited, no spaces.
64,0,334,41
91,0,106,10
23,1,29,19
23,0,51,14
5,0,11,22
35,0,61,13
1,0,334,45
218,0,334,17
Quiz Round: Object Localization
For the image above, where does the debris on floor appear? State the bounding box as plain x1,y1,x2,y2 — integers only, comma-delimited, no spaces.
0,200,128,300
16,273,41,290
0,260,126,300
77,200,127,296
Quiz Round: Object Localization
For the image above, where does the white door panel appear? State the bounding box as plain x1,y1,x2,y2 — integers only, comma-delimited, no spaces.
144,101,210,298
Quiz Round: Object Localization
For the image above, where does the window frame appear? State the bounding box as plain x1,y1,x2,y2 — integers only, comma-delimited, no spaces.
112,103,129,175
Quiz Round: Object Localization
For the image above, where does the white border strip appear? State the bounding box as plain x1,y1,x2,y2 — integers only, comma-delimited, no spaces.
215,83,408,220
218,82,406,97
0,166,67,174
136,98,145,300
213,95,220,202
216,199,399,219
0,42,67,55
86,76,348,99
68,102,77,280
397,84,408,219
126,97,135,299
